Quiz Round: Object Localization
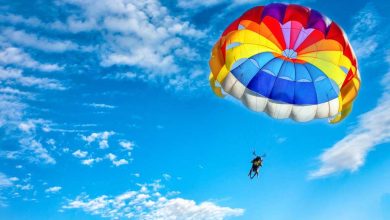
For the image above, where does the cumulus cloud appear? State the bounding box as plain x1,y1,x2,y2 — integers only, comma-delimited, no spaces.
0,67,65,90
1,0,208,92
81,158,102,166
58,0,204,74
63,180,244,220
72,150,88,158
0,47,62,71
106,153,129,167
119,140,135,151
15,183,33,191
1,28,84,53
17,118,51,133
349,3,380,59
18,121,36,133
82,131,115,149
0,44,65,168
0,68,60,166
112,159,128,167
0,173,32,206
0,91,26,128
0,95,55,166
144,198,244,220
19,137,56,165
105,153,117,161
0,37,66,169
0,14,44,27
0,173,14,188
45,186,62,193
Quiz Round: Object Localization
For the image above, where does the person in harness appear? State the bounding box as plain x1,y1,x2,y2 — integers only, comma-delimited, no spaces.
248,151,265,179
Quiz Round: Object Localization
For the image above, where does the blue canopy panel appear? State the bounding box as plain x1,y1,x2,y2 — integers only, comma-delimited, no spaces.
230,56,339,105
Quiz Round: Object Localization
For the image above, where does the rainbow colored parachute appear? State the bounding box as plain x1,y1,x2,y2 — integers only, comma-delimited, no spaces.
209,3,360,123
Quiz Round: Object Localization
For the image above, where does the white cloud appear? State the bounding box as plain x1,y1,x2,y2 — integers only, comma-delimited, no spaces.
0,90,54,170
63,180,244,220
0,0,209,93
162,174,171,181
19,137,56,165
132,173,140,178
9,177,19,182
81,159,95,166
0,92,26,128
0,47,62,71
16,183,33,191
82,157,102,166
82,131,115,149
2,118,54,166
144,198,244,220
106,153,117,161
350,3,378,35
86,103,116,109
106,153,129,167
0,87,32,98
350,3,380,59
148,180,163,192
81,131,115,149
0,14,43,27
0,89,59,168
1,28,83,53
351,36,378,59
45,186,62,193
166,191,180,197
0,13,96,34
0,173,13,188
112,159,128,167
103,72,138,81
0,67,65,90
59,0,204,74
119,141,135,151
18,118,50,133
0,0,208,92
0,36,64,170
99,140,109,149
72,150,88,158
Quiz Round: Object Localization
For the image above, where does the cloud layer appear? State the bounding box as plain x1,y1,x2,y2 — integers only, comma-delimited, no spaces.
63,180,244,220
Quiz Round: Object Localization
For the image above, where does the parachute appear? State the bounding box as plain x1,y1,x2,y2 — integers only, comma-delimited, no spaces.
209,3,360,123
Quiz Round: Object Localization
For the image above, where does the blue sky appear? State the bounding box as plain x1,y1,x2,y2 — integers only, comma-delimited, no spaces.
0,0,389,219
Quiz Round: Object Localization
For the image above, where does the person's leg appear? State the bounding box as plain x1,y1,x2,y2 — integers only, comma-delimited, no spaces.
249,168,256,179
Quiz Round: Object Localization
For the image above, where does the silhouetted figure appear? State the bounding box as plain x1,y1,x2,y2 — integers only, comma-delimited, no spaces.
248,152,264,179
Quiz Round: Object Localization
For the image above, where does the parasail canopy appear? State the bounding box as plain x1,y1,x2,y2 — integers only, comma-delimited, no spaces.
209,3,360,123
